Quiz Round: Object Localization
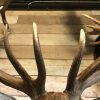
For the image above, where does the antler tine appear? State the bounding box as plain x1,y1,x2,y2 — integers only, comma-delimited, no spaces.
0,0,11,27
65,29,86,92
86,25,100,32
83,14,100,35
78,57,100,91
4,24,33,85
83,14,100,25
32,22,46,94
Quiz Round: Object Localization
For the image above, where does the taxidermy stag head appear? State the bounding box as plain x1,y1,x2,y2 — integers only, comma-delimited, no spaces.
0,1,100,100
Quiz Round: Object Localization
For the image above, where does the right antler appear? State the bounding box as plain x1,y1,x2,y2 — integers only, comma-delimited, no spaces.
0,20,46,99
78,56,100,91
64,28,100,99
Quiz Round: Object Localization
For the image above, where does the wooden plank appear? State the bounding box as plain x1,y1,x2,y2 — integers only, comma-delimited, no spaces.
92,11,100,15
0,59,93,75
0,34,97,46
8,34,79,45
0,45,94,59
17,15,100,25
0,16,18,24
0,24,95,35
6,11,93,16
0,76,99,98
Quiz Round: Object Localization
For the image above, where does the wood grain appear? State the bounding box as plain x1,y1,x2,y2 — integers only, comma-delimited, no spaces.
0,24,95,34
17,15,100,25
0,45,94,59
0,59,93,75
8,34,98,45
6,11,93,16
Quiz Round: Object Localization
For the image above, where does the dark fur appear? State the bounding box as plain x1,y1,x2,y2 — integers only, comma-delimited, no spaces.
94,36,100,59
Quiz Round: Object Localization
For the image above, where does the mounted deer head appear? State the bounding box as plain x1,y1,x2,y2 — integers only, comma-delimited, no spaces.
0,1,100,100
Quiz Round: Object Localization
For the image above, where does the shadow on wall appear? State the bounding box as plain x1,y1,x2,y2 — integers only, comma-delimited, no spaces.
65,11,95,56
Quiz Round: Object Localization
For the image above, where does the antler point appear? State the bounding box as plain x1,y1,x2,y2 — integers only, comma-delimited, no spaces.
80,29,86,46
33,22,38,38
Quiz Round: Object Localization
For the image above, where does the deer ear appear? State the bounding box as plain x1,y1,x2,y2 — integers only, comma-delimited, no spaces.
94,36,100,60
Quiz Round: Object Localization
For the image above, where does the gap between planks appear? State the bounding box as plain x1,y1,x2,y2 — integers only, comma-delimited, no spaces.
0,45,94,59
0,24,96,35
0,34,98,45
0,59,93,75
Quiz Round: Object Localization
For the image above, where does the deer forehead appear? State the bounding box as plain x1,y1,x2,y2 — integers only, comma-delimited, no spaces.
36,92,69,100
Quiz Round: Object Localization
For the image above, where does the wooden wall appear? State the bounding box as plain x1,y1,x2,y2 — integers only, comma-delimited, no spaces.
0,10,100,100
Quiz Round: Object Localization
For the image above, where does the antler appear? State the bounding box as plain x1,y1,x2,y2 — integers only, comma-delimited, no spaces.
78,14,100,92
0,0,11,28
65,29,86,93
78,57,100,91
83,14,100,45
0,10,46,98
65,28,100,99
32,22,46,95
0,0,46,99
84,14,100,25
4,24,33,86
